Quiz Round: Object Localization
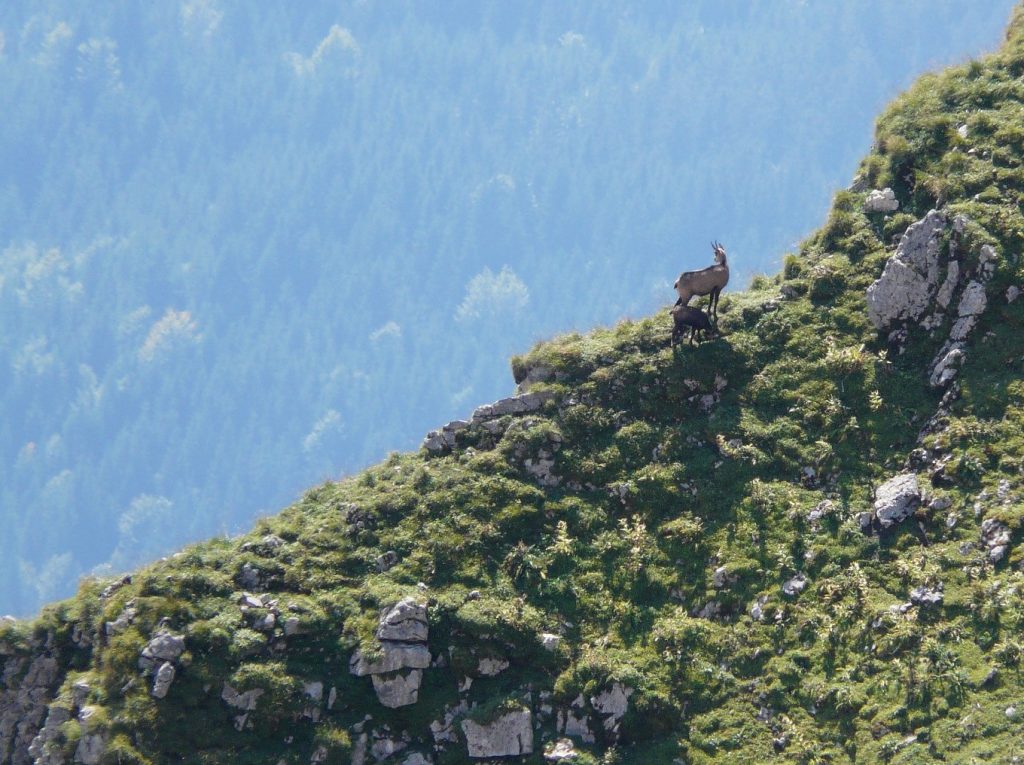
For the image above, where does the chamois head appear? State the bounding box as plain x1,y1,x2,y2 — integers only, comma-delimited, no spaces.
711,241,727,265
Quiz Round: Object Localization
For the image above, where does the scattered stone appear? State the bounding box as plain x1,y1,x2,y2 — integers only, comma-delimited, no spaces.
750,596,768,622
910,585,944,607
327,686,337,710
138,632,185,672
864,187,899,213
929,495,952,511
807,500,834,529
981,518,1012,562
99,575,132,600
151,661,176,699
957,123,969,139
782,574,807,597
873,473,921,528
1007,706,1018,720
712,566,736,590
476,657,509,677
284,617,304,637
545,738,579,761
400,753,432,765
461,708,533,758
540,633,561,652
1008,286,1021,304
221,682,264,711
105,602,137,636
376,551,399,572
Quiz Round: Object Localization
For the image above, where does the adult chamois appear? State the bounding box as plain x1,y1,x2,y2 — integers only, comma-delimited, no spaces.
673,241,729,324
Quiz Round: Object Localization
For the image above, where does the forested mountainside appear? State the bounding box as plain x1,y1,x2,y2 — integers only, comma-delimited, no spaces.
0,1,1016,616
5,6,1024,764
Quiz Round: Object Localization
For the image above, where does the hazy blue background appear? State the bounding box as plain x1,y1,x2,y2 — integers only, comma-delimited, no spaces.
0,0,1016,615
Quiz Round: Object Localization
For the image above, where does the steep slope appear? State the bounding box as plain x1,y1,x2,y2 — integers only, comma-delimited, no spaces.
5,8,1024,765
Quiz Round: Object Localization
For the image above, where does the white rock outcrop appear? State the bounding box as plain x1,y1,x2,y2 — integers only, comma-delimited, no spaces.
461,708,533,758
866,210,948,330
350,598,431,708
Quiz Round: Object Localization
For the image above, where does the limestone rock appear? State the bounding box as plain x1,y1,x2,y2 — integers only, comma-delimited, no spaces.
864,187,899,213
423,420,469,454
139,632,185,672
1007,285,1020,303
461,708,533,758
151,661,176,699
350,643,431,676
221,682,264,711
910,585,944,607
929,345,965,388
866,210,947,330
540,633,561,652
782,573,807,597
376,551,399,572
371,670,422,708
472,390,554,421
0,652,60,765
591,683,633,736
375,598,428,642
873,473,921,528
75,731,107,765
545,738,579,761
476,657,509,677
981,518,1012,562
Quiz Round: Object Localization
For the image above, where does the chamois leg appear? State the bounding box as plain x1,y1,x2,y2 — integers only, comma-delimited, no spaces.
710,287,721,325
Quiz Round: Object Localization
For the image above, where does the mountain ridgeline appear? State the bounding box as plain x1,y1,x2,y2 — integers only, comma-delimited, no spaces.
6,7,1024,765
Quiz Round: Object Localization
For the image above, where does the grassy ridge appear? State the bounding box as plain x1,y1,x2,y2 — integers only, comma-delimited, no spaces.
5,8,1024,764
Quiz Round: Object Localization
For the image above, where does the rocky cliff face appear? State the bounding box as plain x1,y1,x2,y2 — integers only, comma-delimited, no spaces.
6,7,1024,765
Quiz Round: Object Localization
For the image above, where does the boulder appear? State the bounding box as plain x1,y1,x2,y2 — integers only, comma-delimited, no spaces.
375,598,428,642
221,683,264,711
873,473,921,527
910,585,944,607
138,632,185,672
540,633,561,652
866,210,948,330
151,661,176,699
782,573,807,597
461,708,533,758
350,643,431,676
545,738,579,761
371,670,422,708
864,187,899,213
476,657,509,677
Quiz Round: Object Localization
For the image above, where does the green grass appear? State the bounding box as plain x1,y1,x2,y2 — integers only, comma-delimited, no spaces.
7,10,1024,765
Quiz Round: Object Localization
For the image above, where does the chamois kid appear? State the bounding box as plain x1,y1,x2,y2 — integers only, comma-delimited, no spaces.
670,304,712,347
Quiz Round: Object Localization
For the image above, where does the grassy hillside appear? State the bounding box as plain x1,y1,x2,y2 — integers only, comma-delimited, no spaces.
5,7,1024,764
